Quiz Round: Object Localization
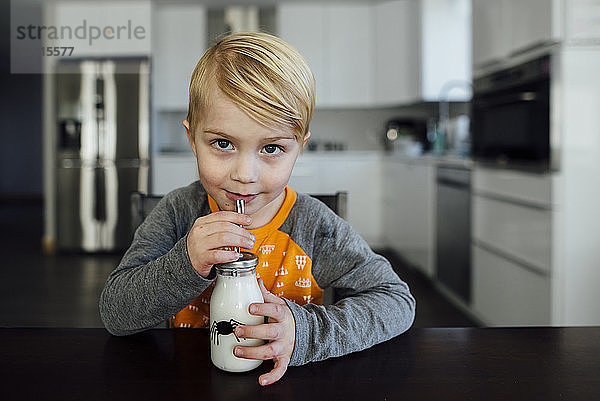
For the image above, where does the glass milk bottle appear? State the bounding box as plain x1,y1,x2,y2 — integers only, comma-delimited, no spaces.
210,251,264,372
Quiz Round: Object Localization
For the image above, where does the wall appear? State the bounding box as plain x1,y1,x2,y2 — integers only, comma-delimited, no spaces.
310,102,469,151
309,107,428,151
156,102,469,154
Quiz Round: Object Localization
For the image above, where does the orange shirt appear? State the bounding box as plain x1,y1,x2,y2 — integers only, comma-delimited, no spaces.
171,187,323,328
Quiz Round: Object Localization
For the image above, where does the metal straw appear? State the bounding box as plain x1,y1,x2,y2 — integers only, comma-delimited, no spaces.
233,199,245,254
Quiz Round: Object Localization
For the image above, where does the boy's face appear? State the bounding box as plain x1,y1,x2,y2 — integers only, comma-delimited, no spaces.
184,88,309,225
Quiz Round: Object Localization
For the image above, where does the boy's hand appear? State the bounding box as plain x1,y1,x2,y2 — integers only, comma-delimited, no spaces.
186,211,254,278
233,278,296,386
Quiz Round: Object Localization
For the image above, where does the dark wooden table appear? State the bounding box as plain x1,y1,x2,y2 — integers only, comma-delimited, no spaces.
1,327,599,400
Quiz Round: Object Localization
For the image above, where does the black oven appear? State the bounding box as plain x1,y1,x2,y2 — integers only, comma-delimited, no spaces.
472,55,551,171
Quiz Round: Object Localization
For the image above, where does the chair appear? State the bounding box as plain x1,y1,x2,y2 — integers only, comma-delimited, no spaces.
130,191,348,305
309,192,348,220
130,192,163,234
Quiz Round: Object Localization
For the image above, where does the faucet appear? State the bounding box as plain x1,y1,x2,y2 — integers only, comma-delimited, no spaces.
435,80,472,156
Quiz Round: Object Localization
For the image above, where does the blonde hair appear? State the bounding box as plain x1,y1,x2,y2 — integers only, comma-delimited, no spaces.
187,32,315,142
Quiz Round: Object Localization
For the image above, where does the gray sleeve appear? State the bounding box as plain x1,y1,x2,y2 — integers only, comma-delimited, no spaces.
99,192,213,336
285,197,416,366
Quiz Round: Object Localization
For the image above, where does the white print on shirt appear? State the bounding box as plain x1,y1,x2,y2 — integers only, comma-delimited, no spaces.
295,255,307,270
276,281,284,288
282,251,286,256
256,272,261,279
188,305,200,312
275,266,288,276
179,323,191,328
295,277,311,288
259,245,275,255
303,295,313,303
276,291,284,297
262,261,269,268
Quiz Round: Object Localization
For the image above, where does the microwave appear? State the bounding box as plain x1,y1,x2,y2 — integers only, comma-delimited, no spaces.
472,55,551,171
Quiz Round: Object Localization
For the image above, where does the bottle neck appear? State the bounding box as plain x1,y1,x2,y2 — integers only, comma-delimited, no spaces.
216,266,257,278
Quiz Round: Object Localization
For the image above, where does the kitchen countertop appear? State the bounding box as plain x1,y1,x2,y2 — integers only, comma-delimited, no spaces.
384,152,474,168
298,150,382,159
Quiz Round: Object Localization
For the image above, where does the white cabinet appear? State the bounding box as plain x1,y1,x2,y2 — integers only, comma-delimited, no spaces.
472,0,510,67
473,0,561,69
278,3,373,107
509,0,554,54
289,152,383,247
373,0,420,104
472,196,552,273
472,168,552,273
153,5,206,110
377,0,472,102
383,159,436,277
327,4,374,106
374,0,472,102
470,167,553,326
419,0,472,100
472,167,552,206
279,0,471,106
276,4,329,106
472,245,551,326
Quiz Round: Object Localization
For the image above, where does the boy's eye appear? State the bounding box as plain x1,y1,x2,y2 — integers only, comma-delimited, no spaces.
263,144,283,155
212,139,233,150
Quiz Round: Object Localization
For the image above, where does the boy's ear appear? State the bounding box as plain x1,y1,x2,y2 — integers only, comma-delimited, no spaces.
183,120,198,157
302,131,312,148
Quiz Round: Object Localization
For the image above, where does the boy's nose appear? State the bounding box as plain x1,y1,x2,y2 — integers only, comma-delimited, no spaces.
231,153,259,184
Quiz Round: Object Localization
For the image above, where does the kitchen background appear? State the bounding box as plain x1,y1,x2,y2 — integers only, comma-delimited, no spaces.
1,0,600,329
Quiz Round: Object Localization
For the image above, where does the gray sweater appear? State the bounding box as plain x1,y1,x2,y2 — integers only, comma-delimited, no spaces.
99,181,415,366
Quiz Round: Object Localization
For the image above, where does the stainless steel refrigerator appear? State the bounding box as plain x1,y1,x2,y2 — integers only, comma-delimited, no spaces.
54,58,150,252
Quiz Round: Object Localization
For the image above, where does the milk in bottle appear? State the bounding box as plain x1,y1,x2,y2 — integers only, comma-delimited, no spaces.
210,251,264,372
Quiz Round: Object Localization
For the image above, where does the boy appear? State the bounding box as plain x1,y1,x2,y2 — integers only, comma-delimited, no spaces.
100,32,415,386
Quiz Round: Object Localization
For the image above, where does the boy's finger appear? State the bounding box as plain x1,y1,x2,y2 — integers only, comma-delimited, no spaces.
234,340,284,360
203,211,252,226
248,302,288,322
206,250,240,265
235,322,282,341
257,278,284,304
199,221,255,243
258,357,289,386
203,231,255,250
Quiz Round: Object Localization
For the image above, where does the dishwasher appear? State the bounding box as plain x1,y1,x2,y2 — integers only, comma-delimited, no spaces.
436,165,471,303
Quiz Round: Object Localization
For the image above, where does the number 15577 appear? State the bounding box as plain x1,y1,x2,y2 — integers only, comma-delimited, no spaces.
42,46,74,56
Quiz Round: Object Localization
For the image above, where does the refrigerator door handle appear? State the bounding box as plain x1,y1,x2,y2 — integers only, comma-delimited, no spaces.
138,61,150,163
137,60,150,195
102,61,117,161
80,61,99,162
80,61,101,251
100,61,119,250
138,60,151,195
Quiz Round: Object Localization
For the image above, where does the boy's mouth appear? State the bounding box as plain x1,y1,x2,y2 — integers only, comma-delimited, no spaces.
225,191,258,203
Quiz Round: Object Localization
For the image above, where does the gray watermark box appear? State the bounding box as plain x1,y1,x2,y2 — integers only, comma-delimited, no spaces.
11,0,152,74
